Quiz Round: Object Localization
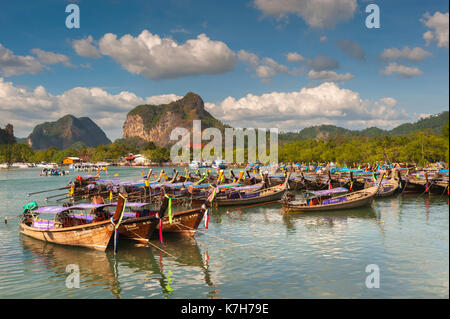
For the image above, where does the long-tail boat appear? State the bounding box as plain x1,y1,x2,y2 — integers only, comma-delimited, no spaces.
401,170,448,194
114,195,207,240
153,206,207,238
209,173,290,207
282,185,379,213
282,174,385,213
376,174,400,197
19,194,128,251
89,195,159,245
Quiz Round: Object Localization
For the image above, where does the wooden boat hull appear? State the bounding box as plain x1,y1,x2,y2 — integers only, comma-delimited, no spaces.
431,181,449,194
401,177,448,194
283,187,377,214
377,179,399,198
118,217,159,244
402,181,426,193
213,174,290,207
19,220,114,251
154,208,205,237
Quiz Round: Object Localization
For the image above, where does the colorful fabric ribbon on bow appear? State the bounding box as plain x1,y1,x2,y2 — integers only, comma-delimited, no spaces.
204,207,209,229
164,194,173,224
197,173,207,184
207,187,218,203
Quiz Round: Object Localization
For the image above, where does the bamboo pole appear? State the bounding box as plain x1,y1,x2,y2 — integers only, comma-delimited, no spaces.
27,186,70,197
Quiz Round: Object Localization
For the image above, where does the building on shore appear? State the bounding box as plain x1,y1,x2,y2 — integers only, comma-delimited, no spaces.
62,157,81,166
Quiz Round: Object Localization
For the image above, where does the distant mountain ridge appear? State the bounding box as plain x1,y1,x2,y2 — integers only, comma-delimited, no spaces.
280,111,449,143
9,96,447,151
0,124,16,145
123,92,228,147
27,115,111,150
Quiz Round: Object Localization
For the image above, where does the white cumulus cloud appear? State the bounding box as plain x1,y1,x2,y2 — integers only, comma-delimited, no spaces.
31,48,74,67
285,52,305,62
72,35,102,58
380,46,432,62
238,50,300,82
98,30,237,79
0,43,43,77
308,70,354,82
145,94,183,105
0,77,181,140
253,0,357,28
421,11,449,48
380,62,423,78
205,82,406,130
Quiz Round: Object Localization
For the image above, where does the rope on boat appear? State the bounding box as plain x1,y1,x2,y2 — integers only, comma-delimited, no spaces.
400,178,409,195
127,229,177,258
441,184,449,196
146,240,178,259
173,223,277,260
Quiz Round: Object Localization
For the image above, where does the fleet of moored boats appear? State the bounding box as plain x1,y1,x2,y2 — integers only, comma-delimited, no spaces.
4,162,449,253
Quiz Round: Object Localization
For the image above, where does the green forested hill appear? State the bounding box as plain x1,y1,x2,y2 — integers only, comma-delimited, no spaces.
280,111,449,143
27,115,111,150
0,124,16,145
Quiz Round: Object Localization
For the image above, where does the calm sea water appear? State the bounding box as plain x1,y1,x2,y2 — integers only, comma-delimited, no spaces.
0,167,448,299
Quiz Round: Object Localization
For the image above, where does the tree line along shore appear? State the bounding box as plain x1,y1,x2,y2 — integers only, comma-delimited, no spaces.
0,123,448,167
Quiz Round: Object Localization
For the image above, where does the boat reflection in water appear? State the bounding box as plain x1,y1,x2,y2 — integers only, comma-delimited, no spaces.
20,234,215,298
281,205,378,233
21,235,122,297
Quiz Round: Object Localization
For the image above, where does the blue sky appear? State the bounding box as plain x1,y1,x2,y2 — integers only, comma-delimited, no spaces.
0,0,448,140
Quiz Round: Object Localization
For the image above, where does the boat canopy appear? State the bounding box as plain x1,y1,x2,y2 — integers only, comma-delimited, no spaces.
32,202,152,214
118,181,146,186
109,202,150,207
32,204,109,214
96,178,120,183
309,187,348,197
148,182,193,188
32,206,70,214
233,184,263,191
161,182,194,188
217,183,241,189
